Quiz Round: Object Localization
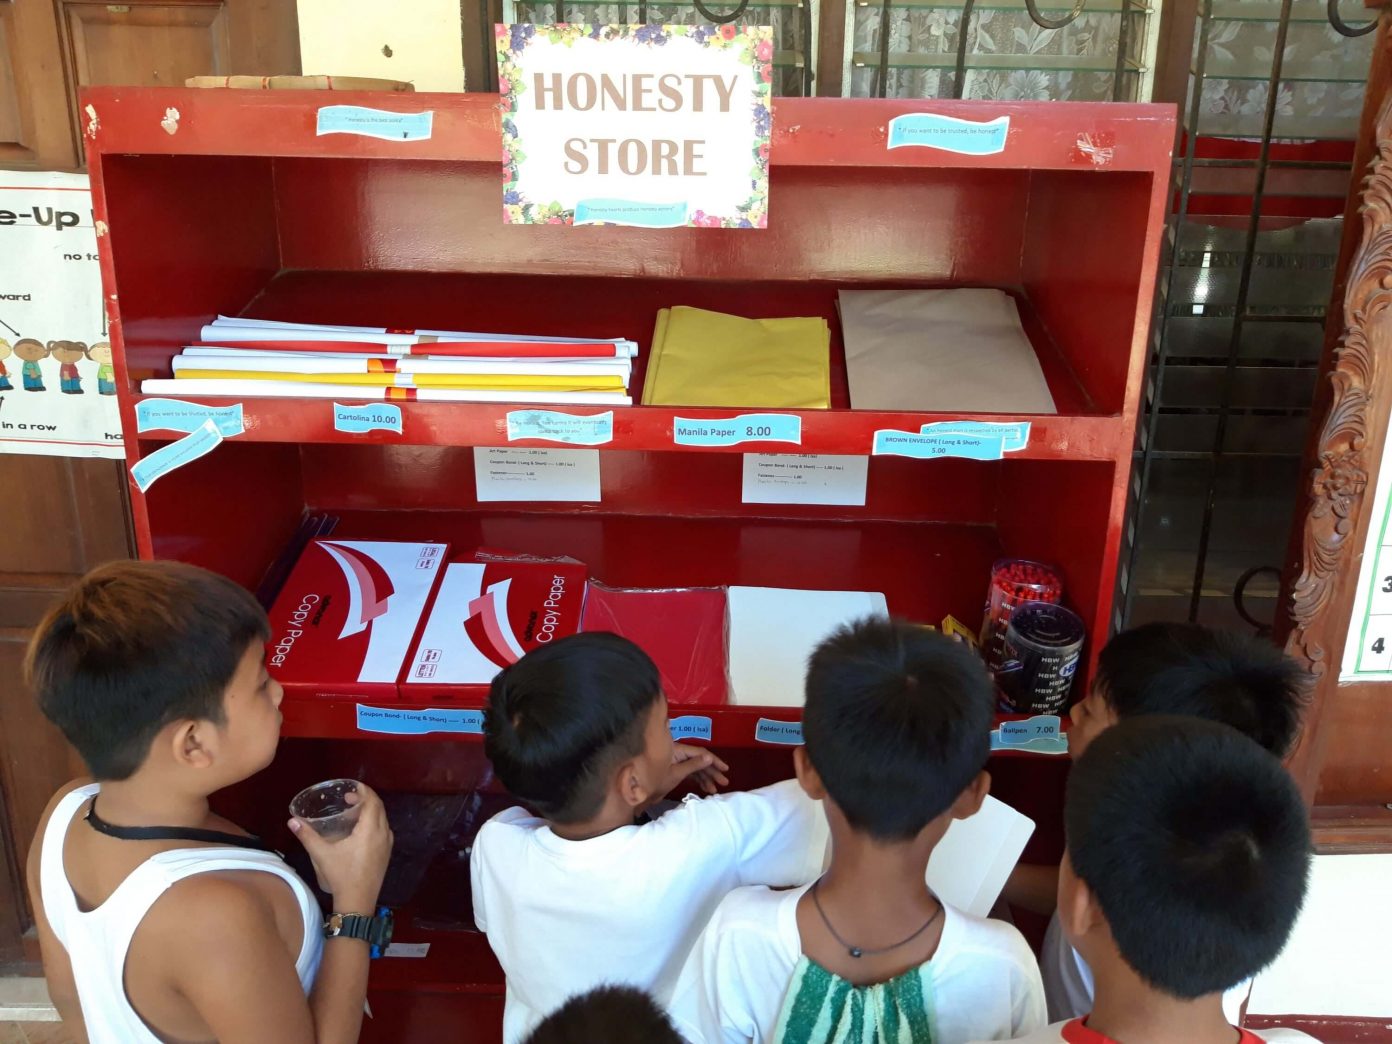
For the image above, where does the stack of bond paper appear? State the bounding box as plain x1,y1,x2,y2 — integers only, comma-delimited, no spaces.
140,317,638,405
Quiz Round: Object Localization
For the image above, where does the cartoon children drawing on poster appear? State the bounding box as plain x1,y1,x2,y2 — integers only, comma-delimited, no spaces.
90,342,115,395
50,340,88,395
14,339,48,392
0,339,12,391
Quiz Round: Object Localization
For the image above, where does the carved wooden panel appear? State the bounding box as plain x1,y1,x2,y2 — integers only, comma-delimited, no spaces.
1281,12,1392,814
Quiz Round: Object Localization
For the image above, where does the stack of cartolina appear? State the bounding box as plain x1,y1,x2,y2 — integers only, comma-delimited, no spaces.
141,317,638,405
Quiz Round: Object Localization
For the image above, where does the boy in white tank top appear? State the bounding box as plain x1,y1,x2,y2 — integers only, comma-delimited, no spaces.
23,560,394,1043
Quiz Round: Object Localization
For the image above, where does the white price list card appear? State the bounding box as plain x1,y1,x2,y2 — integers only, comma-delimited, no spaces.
473,447,602,503
741,453,868,507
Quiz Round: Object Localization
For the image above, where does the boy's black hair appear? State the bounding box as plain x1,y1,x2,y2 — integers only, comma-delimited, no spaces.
803,617,993,841
484,632,661,823
1066,716,1310,999
525,986,682,1044
1095,622,1307,756
26,560,270,781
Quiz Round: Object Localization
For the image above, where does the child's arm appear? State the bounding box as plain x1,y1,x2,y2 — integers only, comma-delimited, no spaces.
1002,862,1060,917
175,783,394,1043
668,894,781,1044
292,783,395,1042
706,780,829,888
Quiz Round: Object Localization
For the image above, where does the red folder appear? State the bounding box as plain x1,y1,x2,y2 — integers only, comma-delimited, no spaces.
581,584,729,706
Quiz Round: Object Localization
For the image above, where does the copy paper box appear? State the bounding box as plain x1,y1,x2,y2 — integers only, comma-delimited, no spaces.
267,539,448,700
401,556,588,697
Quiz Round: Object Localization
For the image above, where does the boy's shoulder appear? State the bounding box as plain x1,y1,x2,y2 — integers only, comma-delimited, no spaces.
26,778,96,883
939,904,1040,975
699,882,805,964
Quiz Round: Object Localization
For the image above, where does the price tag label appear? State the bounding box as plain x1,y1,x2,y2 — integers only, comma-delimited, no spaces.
670,715,714,742
989,715,1068,755
506,409,613,446
674,414,802,447
922,420,1030,453
997,714,1061,745
333,402,403,435
755,718,804,746
873,428,1005,461
355,705,484,736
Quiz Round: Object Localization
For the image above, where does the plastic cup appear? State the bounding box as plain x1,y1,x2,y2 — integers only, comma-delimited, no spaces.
289,778,362,840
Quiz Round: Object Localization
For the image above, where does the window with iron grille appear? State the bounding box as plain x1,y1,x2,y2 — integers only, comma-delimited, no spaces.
1122,0,1375,633
843,0,1154,100
503,0,817,94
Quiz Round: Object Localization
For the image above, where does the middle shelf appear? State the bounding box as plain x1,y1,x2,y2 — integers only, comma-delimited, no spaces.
127,269,1127,460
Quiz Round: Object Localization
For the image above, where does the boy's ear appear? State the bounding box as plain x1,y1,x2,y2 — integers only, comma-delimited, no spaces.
614,756,653,811
793,747,826,800
1058,853,1106,944
950,770,990,820
169,719,216,771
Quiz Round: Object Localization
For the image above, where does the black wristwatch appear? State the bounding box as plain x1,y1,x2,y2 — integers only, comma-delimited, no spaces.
324,907,394,959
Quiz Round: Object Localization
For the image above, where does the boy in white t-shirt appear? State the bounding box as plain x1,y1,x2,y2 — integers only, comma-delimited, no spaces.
991,717,1316,1044
471,632,830,1043
669,618,1045,1044
1002,623,1307,1023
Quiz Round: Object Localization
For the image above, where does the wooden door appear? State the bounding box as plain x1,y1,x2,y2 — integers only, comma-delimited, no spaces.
0,457,132,966
0,0,300,967
0,1,74,169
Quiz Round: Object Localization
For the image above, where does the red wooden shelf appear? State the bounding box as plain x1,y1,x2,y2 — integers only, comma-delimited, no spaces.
89,88,1172,1026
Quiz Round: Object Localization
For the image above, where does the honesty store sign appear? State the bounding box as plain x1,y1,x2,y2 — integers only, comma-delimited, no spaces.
496,23,772,229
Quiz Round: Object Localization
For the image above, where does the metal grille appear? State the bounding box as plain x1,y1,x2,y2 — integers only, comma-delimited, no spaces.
1121,0,1374,634
503,0,817,94
842,0,1153,100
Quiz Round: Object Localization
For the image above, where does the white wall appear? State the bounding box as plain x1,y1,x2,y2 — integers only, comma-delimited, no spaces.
1247,853,1392,1018
297,0,466,92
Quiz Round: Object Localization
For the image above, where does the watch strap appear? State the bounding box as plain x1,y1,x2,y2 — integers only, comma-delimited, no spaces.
325,907,394,958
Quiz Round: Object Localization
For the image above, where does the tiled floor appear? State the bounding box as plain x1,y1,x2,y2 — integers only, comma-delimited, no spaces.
0,1026,72,1044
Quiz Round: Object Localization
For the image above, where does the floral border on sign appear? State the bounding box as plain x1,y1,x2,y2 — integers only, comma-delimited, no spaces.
496,23,772,228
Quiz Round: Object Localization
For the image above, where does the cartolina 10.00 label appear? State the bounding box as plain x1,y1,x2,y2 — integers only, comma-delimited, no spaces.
996,601,1085,715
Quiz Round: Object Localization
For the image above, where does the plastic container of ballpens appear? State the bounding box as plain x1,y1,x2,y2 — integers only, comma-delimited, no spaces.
994,601,1086,715
980,558,1063,675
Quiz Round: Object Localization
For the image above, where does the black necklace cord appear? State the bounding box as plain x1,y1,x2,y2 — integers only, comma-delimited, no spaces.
85,796,277,853
811,878,944,959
